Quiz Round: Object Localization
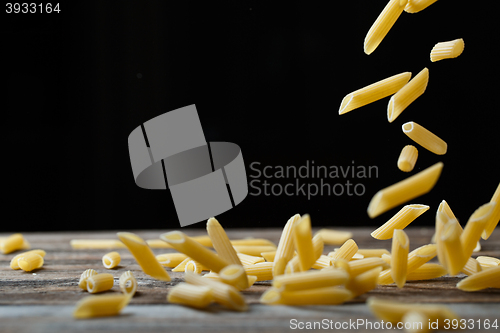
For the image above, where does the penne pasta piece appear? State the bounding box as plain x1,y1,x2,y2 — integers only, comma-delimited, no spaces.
79,269,98,290
119,271,137,296
10,249,46,270
102,251,121,269
462,257,482,276
117,232,171,282
73,294,131,319
346,266,382,297
381,253,392,265
87,273,114,294
237,253,265,266
312,255,333,270
482,182,500,240
329,239,358,262
0,233,26,254
261,251,276,262
367,162,443,218
404,0,439,13
293,215,315,272
185,260,204,274
406,263,447,281
201,272,258,286
372,204,429,240
398,145,418,172
312,233,324,260
339,72,412,115
314,229,353,245
160,231,229,274
70,239,126,249
273,269,349,292
357,249,391,258
230,239,276,247
367,297,460,326
284,256,301,275
17,253,44,272
402,311,430,333
441,219,467,275
473,241,481,252
261,286,352,306
347,257,389,277
147,235,213,248
388,68,429,123
430,38,465,62
184,271,247,311
438,200,458,221
461,203,495,259
364,0,406,55
172,257,192,272
273,214,301,277
435,211,449,269
391,229,409,288
233,245,277,257
207,217,248,289
244,262,274,281
456,266,500,291
476,256,500,269
167,283,213,309
156,253,188,267
402,121,447,155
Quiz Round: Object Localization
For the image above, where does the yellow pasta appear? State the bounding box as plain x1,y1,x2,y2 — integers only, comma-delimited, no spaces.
292,214,315,272
314,229,353,245
230,239,276,247
70,239,126,249
404,0,439,13
364,0,406,55
10,249,46,270
461,202,495,259
237,253,265,266
367,297,460,326
233,245,277,257
391,229,409,288
173,257,209,272
430,38,465,62
201,272,258,287
102,251,121,269
261,251,276,262
119,271,137,296
0,233,26,254
219,264,249,290
312,255,333,269
346,266,382,297
372,204,429,240
381,253,391,265
434,211,449,269
17,253,44,272
160,231,229,274
457,266,500,291
284,256,301,275
398,145,418,172
185,260,204,274
243,262,274,281
346,257,389,277
79,269,98,290
356,249,391,258
482,182,500,240
406,263,447,281
402,121,447,155
438,200,458,221
329,239,358,262
156,253,188,267
402,311,430,333
461,257,482,276
273,214,301,277
476,256,500,269
339,72,412,115
117,232,171,282
273,269,348,292
73,294,131,319
184,271,247,311
167,283,213,309
260,286,352,306
441,219,467,275
87,273,114,294
388,68,429,123
367,162,443,218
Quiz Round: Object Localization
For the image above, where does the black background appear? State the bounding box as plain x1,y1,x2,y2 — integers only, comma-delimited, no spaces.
3,1,499,231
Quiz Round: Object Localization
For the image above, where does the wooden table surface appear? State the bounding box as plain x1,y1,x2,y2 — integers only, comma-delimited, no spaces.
1,228,499,333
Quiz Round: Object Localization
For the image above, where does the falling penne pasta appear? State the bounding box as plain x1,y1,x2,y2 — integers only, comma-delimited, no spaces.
356,249,391,258
102,251,121,269
261,286,352,306
237,253,265,266
273,214,301,277
339,72,411,115
329,239,358,262
315,229,353,245
79,269,98,290
233,245,277,257
435,211,449,270
261,251,276,262
293,215,315,272
311,255,333,269
346,266,382,297
243,262,274,281
367,162,443,218
404,0,439,13
185,260,204,274
441,219,467,275
476,256,500,269
117,232,171,282
457,266,500,291
462,257,482,276
388,68,429,123
17,253,44,272
346,257,389,277
87,273,114,294
272,269,349,292
219,264,249,290
284,256,301,275
73,294,131,319
156,253,188,267
10,249,46,270
372,204,429,240
0,233,26,254
119,271,137,296
482,182,500,240
430,38,465,62
364,0,406,55
461,203,495,259
402,121,447,155
167,283,213,309
406,263,447,281
398,145,418,172
391,229,409,288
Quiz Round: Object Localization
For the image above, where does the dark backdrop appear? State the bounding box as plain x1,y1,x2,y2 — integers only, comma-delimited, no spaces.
3,1,499,231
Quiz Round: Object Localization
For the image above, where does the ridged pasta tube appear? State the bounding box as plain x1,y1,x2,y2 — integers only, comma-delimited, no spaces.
102,251,121,269
73,294,131,319
273,269,349,292
314,229,353,245
404,0,439,13
87,273,114,294
402,121,447,155
457,266,500,291
372,204,429,240
18,253,44,272
119,271,137,296
398,145,418,172
10,249,46,270
0,233,26,254
260,286,352,306
430,38,465,62
293,214,315,272
167,283,213,309
329,239,358,261
391,229,409,288
388,68,429,123
79,269,98,290
461,203,495,259
273,214,301,277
